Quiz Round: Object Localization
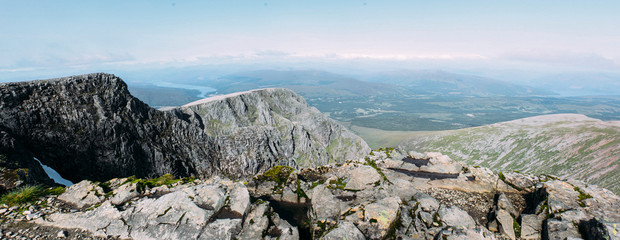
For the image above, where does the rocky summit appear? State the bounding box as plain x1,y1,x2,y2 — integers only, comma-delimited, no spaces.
0,73,368,189
0,150,617,239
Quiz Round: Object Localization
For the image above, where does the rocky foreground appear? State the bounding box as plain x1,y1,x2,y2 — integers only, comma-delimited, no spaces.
1,150,618,240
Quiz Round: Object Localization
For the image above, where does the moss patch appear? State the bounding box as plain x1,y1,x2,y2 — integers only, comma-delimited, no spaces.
256,165,295,194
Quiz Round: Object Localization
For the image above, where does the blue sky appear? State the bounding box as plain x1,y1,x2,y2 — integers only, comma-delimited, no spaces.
2,0,620,77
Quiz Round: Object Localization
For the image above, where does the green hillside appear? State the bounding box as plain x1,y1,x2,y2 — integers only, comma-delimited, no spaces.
398,114,620,194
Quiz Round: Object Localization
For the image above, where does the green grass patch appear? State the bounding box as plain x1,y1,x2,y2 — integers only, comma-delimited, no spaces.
256,165,295,194
0,185,46,206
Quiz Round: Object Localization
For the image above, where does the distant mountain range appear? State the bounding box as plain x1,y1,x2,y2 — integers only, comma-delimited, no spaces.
398,114,620,194
365,70,553,97
209,70,404,98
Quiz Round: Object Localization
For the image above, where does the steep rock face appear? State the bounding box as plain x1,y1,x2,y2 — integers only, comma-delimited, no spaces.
172,88,370,178
0,73,368,183
0,73,217,182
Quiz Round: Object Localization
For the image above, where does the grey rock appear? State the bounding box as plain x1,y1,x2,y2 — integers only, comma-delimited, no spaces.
495,209,516,240
438,206,476,229
345,165,381,191
311,184,342,220
414,192,440,212
419,152,462,174
323,221,366,240
497,192,519,217
238,202,270,240
228,182,250,217
109,181,138,205
544,180,581,214
269,212,299,240
419,211,434,228
57,180,104,209
520,214,543,240
357,196,401,240
545,219,582,240
198,219,242,240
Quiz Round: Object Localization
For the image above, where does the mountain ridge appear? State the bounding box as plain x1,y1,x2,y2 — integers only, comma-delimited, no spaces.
0,73,368,187
398,113,620,194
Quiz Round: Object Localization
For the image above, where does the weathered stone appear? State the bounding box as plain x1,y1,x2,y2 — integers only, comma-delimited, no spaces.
228,182,250,217
544,180,581,214
238,202,270,240
269,213,299,240
545,219,582,240
109,182,138,205
57,180,104,209
420,152,463,174
414,192,440,212
495,209,516,240
311,184,342,220
198,219,242,240
323,221,366,240
438,206,476,229
497,192,519,217
357,196,401,239
520,214,543,240
345,165,382,191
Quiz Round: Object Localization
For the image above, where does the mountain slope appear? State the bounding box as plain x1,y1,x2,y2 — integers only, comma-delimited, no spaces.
0,73,369,185
171,88,371,176
398,114,620,193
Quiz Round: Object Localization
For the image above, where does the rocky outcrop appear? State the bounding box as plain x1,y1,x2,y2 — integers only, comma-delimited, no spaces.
172,88,370,177
2,150,618,239
0,73,368,185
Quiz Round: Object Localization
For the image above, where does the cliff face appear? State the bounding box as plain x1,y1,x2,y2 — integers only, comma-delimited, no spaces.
0,73,214,182
174,88,371,178
0,73,369,184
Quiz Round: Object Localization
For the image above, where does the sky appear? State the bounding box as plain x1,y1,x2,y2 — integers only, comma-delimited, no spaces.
2,0,620,80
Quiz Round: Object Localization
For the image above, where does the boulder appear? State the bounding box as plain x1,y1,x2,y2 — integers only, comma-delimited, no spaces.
520,214,543,240
545,219,582,240
109,182,138,205
495,209,516,240
311,184,342,220
323,221,366,240
345,165,382,191
238,202,270,240
497,192,519,217
228,182,250,217
358,196,401,239
438,206,476,229
57,180,104,209
198,219,242,240
420,152,462,174
414,192,439,212
544,180,581,214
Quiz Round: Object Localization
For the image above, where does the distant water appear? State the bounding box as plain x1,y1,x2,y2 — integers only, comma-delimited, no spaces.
33,157,73,186
153,82,216,98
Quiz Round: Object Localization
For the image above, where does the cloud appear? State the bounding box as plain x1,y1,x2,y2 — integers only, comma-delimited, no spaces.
499,51,619,69
1,52,136,72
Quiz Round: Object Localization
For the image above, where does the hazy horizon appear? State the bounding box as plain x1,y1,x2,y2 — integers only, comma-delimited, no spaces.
2,1,620,84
